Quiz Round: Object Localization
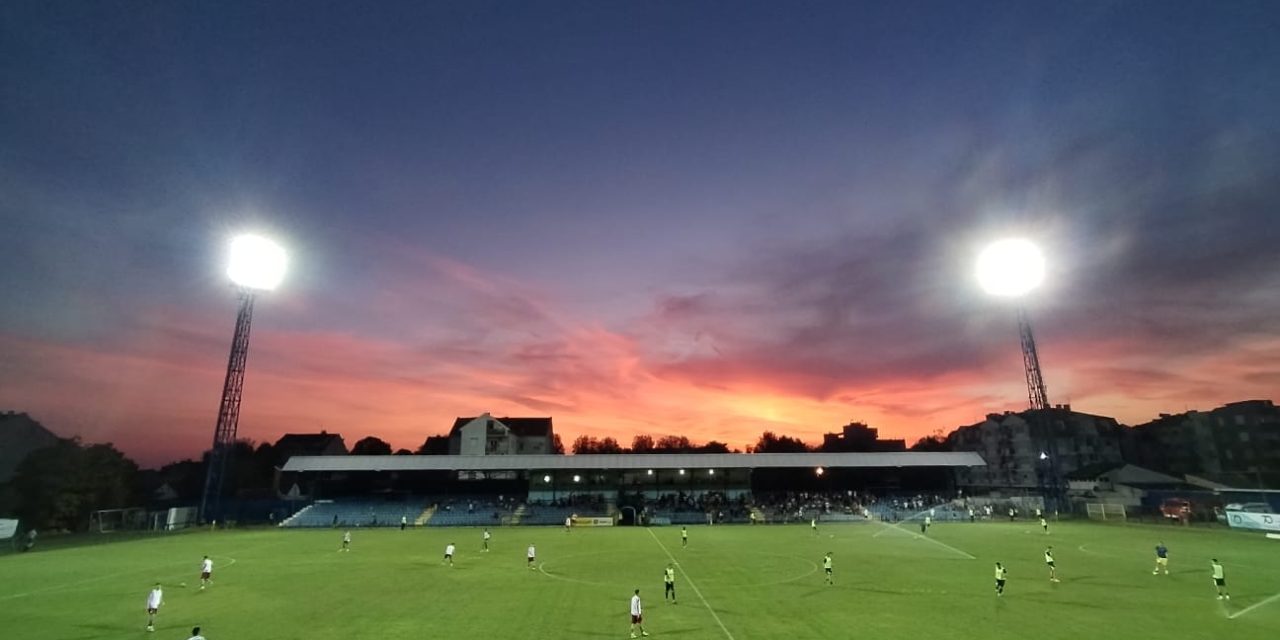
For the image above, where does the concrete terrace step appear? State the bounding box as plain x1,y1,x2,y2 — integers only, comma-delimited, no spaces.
414,506,436,526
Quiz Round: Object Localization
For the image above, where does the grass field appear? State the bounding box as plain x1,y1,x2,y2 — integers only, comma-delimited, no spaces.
2,520,1278,640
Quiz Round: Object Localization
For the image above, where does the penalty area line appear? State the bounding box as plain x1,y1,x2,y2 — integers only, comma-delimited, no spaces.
1228,590,1280,620
646,528,736,640
872,520,976,560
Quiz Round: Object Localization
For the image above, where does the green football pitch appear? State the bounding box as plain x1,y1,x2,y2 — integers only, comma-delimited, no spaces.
2,520,1277,640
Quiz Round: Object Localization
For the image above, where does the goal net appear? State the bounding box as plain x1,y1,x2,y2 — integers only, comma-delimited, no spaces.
1085,503,1127,521
89,508,148,533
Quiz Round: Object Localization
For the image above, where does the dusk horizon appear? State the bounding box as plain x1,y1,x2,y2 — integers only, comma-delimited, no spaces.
4,2,1280,469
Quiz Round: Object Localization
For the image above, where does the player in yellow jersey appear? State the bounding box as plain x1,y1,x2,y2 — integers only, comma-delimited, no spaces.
1211,559,1230,600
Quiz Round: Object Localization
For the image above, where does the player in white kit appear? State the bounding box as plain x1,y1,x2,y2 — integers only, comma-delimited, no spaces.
629,589,649,638
145,582,163,631
199,556,213,590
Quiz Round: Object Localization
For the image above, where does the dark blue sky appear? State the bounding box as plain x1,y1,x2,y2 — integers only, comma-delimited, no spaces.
2,1,1279,465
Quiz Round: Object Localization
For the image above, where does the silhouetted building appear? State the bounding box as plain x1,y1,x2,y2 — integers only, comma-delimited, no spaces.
821,422,906,452
1066,463,1188,507
1125,400,1280,488
0,411,60,482
273,431,348,465
448,413,556,455
948,406,1124,490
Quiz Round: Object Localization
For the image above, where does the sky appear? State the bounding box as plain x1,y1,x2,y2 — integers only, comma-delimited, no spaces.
2,1,1279,468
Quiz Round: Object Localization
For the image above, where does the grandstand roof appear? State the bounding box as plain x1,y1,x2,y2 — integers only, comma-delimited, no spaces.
281,451,986,472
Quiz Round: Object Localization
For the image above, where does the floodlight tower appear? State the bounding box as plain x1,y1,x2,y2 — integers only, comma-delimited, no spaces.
199,234,287,524
977,237,1062,509
976,238,1049,410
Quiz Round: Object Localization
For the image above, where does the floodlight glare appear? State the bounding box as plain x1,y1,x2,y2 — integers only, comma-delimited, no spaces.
816,466,825,476
976,238,1044,297
227,234,288,291
543,475,551,483
572,474,581,483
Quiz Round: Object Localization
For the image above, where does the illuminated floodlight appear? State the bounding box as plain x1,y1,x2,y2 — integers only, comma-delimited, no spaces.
227,234,288,291
543,475,551,483
1039,452,1049,461
708,469,715,476
976,238,1044,298
816,467,825,476
678,469,685,475
572,474,581,483
647,469,654,476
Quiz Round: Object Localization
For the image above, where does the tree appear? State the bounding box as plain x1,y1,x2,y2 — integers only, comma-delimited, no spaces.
227,440,278,494
631,434,655,453
910,431,950,452
572,435,600,454
393,448,413,456
417,436,450,455
351,436,393,455
750,431,811,453
551,433,565,454
10,438,140,531
655,435,694,453
698,440,732,454
597,437,624,454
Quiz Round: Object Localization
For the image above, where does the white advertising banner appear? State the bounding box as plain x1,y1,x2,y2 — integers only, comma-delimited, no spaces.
1226,511,1280,533
0,518,19,540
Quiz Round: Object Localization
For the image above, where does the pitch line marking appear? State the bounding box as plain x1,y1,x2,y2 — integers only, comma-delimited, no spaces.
871,520,976,559
646,528,736,640
1228,590,1280,620
539,551,817,590
0,551,241,601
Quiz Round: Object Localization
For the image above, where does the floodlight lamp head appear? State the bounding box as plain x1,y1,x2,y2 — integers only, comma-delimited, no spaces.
976,238,1044,298
227,234,287,291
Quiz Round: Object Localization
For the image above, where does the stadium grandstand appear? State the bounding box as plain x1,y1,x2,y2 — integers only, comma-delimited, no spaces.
276,452,986,527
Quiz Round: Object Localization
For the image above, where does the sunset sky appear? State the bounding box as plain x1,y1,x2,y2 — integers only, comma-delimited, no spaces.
3,2,1279,467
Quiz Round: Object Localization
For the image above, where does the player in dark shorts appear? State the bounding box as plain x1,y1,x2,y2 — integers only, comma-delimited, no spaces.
1211,559,1230,599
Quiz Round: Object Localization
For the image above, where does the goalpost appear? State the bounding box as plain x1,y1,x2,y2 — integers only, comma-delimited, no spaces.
1085,503,1127,521
89,508,148,533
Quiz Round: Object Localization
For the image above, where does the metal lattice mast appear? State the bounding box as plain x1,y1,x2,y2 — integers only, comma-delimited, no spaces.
200,290,256,523
1017,307,1049,411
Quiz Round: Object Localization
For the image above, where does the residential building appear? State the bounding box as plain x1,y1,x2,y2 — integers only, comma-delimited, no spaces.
821,422,906,452
948,406,1124,491
273,431,348,465
448,413,556,456
1126,400,1280,488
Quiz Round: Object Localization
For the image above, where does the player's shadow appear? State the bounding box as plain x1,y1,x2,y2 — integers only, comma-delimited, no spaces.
1015,595,1107,610
651,627,704,636
64,622,126,640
